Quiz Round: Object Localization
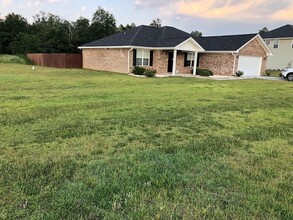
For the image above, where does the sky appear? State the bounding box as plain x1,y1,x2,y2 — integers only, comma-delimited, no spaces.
1,0,293,36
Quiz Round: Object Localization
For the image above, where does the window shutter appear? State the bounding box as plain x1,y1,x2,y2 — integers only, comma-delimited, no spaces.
184,53,188,67
133,49,137,66
150,50,154,66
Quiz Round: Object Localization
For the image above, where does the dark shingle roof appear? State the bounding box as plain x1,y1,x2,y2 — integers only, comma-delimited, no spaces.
193,34,257,51
80,25,191,48
80,25,258,52
262,24,293,39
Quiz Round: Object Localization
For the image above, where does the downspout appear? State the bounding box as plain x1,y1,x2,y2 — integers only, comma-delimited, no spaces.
232,52,238,76
128,47,134,74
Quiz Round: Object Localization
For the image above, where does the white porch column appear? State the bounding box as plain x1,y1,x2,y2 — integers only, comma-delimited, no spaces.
193,51,198,76
172,49,177,75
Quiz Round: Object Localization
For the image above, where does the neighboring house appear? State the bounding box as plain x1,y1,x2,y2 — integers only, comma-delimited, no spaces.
79,25,271,76
262,24,293,70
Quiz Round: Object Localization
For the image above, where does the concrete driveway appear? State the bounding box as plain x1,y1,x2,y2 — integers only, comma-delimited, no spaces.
210,75,286,81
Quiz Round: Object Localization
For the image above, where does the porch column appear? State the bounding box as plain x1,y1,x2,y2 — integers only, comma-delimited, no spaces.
193,51,198,76
172,49,177,75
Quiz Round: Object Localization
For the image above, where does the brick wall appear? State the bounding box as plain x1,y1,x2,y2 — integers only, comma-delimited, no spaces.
176,52,193,74
153,50,168,74
199,53,235,76
82,48,129,73
83,48,198,75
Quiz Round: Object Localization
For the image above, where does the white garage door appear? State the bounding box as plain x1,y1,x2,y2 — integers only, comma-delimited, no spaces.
237,56,262,76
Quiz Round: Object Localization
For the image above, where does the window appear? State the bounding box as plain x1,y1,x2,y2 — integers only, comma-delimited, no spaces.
265,40,271,46
273,40,279,49
185,52,195,67
136,50,150,66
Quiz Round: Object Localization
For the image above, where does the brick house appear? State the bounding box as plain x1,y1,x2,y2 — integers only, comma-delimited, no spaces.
79,25,272,76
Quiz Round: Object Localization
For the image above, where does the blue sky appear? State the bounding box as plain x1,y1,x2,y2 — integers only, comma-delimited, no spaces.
1,0,293,36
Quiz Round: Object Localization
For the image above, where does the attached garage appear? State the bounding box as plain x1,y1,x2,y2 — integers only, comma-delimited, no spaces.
237,56,262,76
196,34,272,76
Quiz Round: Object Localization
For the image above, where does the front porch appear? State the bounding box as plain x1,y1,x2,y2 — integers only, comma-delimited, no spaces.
167,38,204,76
131,37,205,75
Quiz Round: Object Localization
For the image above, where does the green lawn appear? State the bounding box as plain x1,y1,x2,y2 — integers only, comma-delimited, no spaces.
0,63,292,219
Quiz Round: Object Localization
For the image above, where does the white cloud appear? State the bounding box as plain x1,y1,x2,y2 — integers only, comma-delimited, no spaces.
2,0,12,7
134,0,293,21
48,0,63,2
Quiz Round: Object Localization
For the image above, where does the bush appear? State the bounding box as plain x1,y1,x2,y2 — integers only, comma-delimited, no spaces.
236,70,244,77
265,70,272,76
132,66,146,75
195,68,213,76
144,69,156,77
0,54,31,64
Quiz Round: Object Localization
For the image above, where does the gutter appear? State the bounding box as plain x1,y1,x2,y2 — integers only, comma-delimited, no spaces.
232,52,238,75
128,47,134,74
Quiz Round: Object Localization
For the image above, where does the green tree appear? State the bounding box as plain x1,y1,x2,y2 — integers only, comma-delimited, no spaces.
150,18,162,28
31,12,74,53
90,7,117,41
72,17,91,49
0,13,29,54
191,30,202,37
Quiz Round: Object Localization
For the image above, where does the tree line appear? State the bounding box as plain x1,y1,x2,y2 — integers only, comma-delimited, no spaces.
0,8,164,55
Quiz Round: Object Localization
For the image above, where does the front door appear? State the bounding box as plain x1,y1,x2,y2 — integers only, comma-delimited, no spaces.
168,52,173,72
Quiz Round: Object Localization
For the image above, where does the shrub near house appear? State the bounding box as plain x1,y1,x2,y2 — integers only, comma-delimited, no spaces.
132,66,156,77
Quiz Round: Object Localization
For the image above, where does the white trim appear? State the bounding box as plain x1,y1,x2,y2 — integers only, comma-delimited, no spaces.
232,52,237,75
193,52,198,75
172,49,177,75
237,34,272,56
175,37,205,51
263,37,293,40
78,46,132,49
79,45,176,50
199,51,237,54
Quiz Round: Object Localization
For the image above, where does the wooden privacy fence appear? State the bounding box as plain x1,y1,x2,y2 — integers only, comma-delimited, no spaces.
27,53,82,69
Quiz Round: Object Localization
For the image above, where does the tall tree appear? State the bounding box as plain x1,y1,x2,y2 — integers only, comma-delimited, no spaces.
31,12,74,53
0,13,29,54
90,7,117,41
150,18,162,28
72,17,91,49
191,30,202,37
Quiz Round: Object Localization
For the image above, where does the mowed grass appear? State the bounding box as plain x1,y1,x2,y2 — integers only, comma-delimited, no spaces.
0,63,292,219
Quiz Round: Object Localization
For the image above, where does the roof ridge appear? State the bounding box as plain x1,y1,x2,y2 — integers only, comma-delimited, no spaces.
129,26,143,45
201,33,257,38
161,26,167,39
